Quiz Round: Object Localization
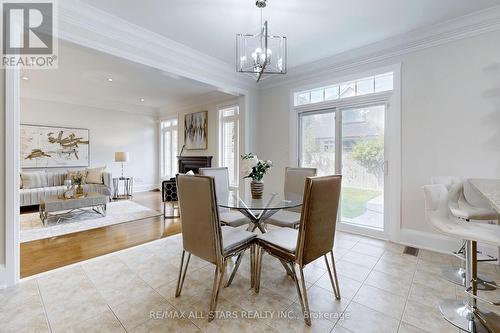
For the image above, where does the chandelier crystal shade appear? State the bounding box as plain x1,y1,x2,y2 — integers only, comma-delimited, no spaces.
236,1,287,82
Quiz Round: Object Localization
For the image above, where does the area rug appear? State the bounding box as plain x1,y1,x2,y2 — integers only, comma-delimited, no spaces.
20,201,162,243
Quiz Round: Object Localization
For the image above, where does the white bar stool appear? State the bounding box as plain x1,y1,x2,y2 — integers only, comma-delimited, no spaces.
424,184,500,333
432,177,498,290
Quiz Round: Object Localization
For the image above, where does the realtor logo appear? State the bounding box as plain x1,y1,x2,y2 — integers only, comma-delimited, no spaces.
2,0,58,68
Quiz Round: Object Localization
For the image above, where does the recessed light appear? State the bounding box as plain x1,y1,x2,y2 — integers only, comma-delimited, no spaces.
107,78,113,82
140,98,145,102
22,76,29,81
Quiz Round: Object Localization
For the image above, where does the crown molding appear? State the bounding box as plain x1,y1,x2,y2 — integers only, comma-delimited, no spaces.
58,0,257,94
259,5,500,89
158,92,239,117
21,93,159,117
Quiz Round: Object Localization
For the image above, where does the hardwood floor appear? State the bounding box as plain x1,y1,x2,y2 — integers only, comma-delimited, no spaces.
20,191,181,278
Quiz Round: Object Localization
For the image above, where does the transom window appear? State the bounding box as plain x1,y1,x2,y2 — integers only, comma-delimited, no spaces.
294,72,393,106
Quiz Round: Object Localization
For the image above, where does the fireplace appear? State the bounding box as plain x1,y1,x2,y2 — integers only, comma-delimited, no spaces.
177,156,213,174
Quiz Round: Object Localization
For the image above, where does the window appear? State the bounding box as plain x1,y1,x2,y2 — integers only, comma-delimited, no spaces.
219,105,239,187
294,72,393,106
161,118,178,178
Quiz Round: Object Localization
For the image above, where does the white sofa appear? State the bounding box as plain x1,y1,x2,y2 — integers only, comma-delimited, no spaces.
20,171,112,207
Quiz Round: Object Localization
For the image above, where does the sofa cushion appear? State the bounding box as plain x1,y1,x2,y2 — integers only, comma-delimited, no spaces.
86,166,106,184
21,172,47,189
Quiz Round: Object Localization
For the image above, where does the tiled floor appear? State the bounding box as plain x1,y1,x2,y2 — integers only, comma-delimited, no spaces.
2,230,500,333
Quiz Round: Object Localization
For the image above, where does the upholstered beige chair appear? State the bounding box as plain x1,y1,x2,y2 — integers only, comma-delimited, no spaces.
255,175,342,326
266,167,317,228
175,175,256,321
199,167,250,227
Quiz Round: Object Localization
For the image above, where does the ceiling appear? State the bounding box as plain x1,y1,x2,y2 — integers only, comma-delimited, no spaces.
21,40,231,114
82,0,500,69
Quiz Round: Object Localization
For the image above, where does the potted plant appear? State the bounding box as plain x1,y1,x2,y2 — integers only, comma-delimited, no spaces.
72,172,85,198
241,153,272,199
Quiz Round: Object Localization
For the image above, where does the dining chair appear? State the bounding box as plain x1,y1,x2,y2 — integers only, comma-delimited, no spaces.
266,167,317,229
199,167,250,227
255,175,342,326
175,175,257,321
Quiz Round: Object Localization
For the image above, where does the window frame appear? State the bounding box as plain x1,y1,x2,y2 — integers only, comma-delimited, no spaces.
218,105,240,188
160,117,178,179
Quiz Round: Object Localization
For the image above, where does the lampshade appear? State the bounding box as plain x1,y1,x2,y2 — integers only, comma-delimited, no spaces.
115,152,129,162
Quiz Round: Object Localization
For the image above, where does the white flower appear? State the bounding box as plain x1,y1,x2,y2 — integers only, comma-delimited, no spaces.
240,155,258,178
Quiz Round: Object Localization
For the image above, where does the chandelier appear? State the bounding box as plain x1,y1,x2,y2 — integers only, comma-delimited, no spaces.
236,0,287,82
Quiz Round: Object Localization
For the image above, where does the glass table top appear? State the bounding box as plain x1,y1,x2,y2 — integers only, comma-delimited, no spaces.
218,191,302,210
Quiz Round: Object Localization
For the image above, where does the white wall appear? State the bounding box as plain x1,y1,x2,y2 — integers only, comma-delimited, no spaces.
257,30,500,236
158,97,240,171
20,98,159,191
0,69,5,269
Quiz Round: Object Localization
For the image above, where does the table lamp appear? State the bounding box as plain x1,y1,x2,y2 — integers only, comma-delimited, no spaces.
115,152,129,178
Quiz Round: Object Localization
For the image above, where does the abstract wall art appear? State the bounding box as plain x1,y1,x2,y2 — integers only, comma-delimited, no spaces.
20,124,90,168
184,111,208,150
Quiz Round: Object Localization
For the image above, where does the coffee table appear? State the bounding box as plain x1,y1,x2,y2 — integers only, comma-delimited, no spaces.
39,192,108,226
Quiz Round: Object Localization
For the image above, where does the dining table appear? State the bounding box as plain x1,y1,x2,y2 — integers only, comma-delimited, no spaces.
219,190,303,284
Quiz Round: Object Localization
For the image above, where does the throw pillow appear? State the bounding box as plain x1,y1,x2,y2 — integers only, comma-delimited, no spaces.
21,172,48,189
86,166,106,184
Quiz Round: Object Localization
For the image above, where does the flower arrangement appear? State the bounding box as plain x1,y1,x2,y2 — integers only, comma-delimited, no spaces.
241,153,272,182
71,172,85,186
241,153,272,199
72,172,85,197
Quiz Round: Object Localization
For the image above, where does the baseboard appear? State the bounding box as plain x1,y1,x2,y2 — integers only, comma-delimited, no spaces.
399,228,499,263
134,184,159,193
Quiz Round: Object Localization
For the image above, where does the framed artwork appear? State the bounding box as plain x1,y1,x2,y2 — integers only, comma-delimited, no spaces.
184,111,208,150
20,124,90,168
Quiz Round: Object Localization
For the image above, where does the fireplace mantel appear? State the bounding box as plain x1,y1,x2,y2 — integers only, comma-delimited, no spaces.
177,156,213,174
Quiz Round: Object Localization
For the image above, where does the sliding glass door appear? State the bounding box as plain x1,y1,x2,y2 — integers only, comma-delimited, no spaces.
299,104,386,236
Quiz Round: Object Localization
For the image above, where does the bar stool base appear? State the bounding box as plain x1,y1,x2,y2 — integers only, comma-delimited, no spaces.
439,299,492,333
442,267,497,291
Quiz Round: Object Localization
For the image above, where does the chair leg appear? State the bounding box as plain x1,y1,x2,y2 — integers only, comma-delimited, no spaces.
325,251,341,299
226,252,244,287
290,263,311,326
255,246,263,293
209,259,227,322
175,250,191,297
297,265,312,326
250,244,255,289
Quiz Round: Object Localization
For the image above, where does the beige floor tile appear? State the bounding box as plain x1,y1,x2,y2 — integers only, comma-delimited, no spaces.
228,286,295,318
37,265,88,290
379,251,419,266
353,284,407,320
51,309,125,333
0,279,40,311
0,294,50,333
365,270,412,298
338,301,400,333
131,306,201,333
184,297,270,333
110,289,168,331
341,251,380,269
398,321,431,333
408,281,457,308
130,255,181,289
302,264,327,284
302,285,349,319
267,302,337,333
335,260,371,282
350,243,386,258
155,277,214,309
373,259,416,278
97,275,158,307
331,325,355,333
402,299,458,333
258,265,312,301
314,273,362,300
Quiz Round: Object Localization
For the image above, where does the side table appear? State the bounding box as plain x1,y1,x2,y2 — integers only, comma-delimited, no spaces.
113,177,133,199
